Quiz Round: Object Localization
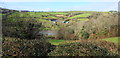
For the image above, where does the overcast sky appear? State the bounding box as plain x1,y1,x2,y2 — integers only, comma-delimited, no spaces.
0,0,119,11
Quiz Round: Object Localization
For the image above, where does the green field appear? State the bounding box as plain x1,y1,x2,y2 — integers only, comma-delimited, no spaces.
37,19,48,22
48,39,77,45
48,39,65,45
67,13,91,19
102,37,119,43
48,37,120,45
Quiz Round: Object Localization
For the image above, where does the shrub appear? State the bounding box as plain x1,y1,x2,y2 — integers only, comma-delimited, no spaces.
48,42,117,56
2,15,44,39
2,37,54,56
57,27,77,40
81,31,90,39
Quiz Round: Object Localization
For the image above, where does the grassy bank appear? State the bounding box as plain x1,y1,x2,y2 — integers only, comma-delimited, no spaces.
47,39,65,45
102,37,119,44
48,37,120,45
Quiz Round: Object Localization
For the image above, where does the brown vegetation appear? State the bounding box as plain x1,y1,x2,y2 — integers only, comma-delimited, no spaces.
57,13,119,40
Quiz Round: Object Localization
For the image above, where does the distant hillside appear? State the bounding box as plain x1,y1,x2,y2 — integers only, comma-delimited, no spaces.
0,8,19,14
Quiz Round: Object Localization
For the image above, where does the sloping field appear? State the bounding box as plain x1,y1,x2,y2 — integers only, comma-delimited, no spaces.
67,13,91,19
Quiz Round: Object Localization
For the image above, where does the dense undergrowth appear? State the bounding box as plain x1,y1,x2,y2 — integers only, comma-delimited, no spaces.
2,37,54,56
48,42,118,56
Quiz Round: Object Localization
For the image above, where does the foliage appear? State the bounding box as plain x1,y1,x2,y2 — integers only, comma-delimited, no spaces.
57,27,77,40
3,37,54,56
3,16,44,39
81,31,90,39
48,42,117,56
68,13,118,40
